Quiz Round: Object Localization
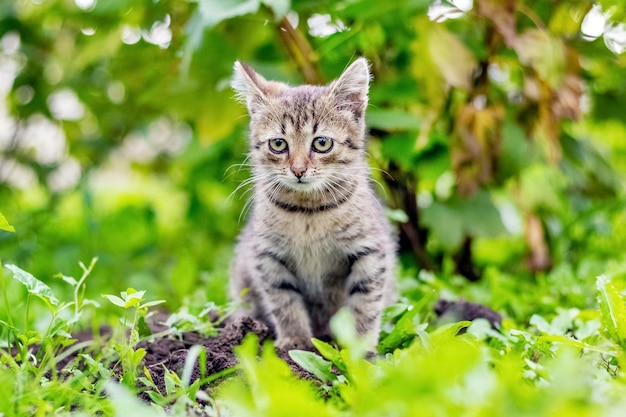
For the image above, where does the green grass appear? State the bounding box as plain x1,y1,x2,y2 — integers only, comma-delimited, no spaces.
2,212,626,416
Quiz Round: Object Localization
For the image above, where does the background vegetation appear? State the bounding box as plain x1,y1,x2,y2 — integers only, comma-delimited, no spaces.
1,0,626,415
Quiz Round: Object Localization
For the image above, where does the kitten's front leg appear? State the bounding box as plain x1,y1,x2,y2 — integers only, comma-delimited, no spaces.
265,285,313,350
345,246,392,349
254,251,313,350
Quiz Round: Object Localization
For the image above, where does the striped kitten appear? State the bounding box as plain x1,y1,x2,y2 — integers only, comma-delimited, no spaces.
230,58,397,350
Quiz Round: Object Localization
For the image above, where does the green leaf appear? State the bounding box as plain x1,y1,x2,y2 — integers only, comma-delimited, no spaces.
380,132,419,171
124,298,142,308
122,288,142,297
422,190,507,251
517,164,567,212
336,0,430,19
5,264,59,307
597,274,626,348
549,3,588,37
133,348,147,365
330,308,370,360
182,345,205,387
385,208,409,223
83,299,101,309
0,213,15,233
104,381,165,417
538,335,614,355
164,368,181,396
123,290,146,308
146,390,167,405
378,307,422,353
227,334,337,416
137,316,153,338
196,0,261,29
430,321,472,345
367,109,421,131
311,338,342,365
102,294,126,308
421,201,465,250
289,350,337,383
57,273,78,286
140,300,167,309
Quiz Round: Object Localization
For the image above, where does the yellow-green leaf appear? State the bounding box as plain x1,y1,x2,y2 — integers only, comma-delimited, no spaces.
0,213,15,233
312,338,342,365
102,294,126,308
514,29,566,89
597,274,626,348
428,24,477,90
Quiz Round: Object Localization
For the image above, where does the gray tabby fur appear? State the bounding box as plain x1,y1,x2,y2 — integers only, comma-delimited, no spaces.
230,58,397,350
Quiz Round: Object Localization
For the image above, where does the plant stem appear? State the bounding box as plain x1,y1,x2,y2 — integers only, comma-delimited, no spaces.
75,258,97,317
276,16,324,85
24,294,30,333
21,293,31,362
0,265,16,351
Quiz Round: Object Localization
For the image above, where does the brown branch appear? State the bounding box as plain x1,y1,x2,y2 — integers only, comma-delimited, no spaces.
276,16,324,85
452,237,481,281
383,161,437,271
525,214,552,272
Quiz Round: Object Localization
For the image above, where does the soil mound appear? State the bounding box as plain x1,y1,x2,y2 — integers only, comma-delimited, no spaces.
134,300,501,396
136,315,316,398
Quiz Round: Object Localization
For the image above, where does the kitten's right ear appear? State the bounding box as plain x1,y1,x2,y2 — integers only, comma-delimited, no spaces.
232,61,271,113
329,57,371,122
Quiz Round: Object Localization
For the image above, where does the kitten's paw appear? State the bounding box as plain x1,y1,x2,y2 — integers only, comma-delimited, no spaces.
275,336,313,351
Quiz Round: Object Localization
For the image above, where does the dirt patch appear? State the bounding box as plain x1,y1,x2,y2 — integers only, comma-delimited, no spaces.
136,315,316,399
134,300,501,398
434,299,503,328
138,316,266,396
49,301,500,402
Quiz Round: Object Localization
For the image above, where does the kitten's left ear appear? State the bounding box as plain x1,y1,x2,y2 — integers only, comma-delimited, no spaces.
329,57,371,121
232,61,274,114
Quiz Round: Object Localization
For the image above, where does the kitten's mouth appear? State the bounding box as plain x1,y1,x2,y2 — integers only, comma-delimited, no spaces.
288,176,308,185
285,177,315,191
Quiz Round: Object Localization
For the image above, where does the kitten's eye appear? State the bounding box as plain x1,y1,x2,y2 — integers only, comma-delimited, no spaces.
268,138,288,154
312,136,333,153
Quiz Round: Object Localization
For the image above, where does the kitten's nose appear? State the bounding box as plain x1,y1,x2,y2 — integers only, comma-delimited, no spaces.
291,166,307,178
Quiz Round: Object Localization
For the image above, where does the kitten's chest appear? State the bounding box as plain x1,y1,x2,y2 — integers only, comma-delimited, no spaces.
270,213,350,277
284,216,341,250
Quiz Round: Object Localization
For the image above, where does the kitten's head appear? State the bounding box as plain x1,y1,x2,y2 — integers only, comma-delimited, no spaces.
232,59,370,203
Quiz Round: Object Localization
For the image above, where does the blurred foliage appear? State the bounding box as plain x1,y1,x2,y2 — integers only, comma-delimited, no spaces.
2,0,626,416
0,0,626,324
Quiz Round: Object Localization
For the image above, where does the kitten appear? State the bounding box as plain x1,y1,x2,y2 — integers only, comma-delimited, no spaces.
230,58,397,350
